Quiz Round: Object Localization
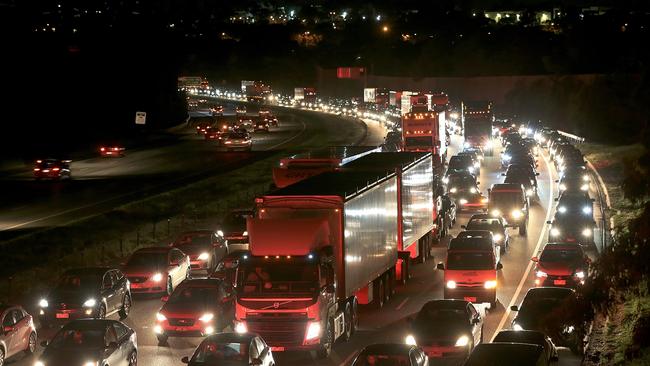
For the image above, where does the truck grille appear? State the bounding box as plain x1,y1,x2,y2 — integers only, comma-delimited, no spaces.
246,316,308,346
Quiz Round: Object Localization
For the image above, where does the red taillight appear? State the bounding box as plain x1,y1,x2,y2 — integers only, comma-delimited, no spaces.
34,168,40,171
100,147,105,151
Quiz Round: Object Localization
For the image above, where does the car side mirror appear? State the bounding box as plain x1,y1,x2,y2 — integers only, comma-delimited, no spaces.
554,198,558,201
591,198,595,202
496,262,503,270
554,180,559,183
181,356,190,364
161,295,169,302
501,173,506,176
510,305,519,312
472,317,480,324
437,263,445,270
251,358,263,366
477,181,480,185
531,256,539,262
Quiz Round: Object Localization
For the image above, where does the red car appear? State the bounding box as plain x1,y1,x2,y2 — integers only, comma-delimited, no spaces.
154,279,233,344
196,122,213,135
33,159,71,180
100,145,125,157
0,304,37,364
532,242,590,288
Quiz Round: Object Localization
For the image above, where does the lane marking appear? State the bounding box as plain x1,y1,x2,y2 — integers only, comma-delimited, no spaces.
491,150,556,341
395,297,410,311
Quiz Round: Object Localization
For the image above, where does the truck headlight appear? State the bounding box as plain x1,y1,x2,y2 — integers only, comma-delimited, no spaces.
39,299,49,308
511,209,523,219
446,280,457,289
405,334,417,346
582,228,592,237
234,320,247,334
491,209,501,217
455,335,470,347
83,299,97,307
550,228,560,237
484,280,497,289
198,252,210,261
156,312,167,322
199,313,214,322
582,206,592,215
575,271,585,279
305,321,321,341
492,234,503,242
558,206,567,213
152,273,163,282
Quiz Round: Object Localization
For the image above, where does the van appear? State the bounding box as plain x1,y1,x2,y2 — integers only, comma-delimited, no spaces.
488,183,529,235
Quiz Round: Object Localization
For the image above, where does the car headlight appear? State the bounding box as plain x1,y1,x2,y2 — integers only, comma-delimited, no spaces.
470,187,477,193
450,187,457,193
305,321,321,341
474,162,481,168
243,231,248,236
485,140,494,148
582,228,592,237
234,320,247,334
492,234,503,242
484,280,497,289
511,209,523,219
583,175,590,181
217,230,224,236
455,335,470,347
199,313,214,322
581,184,589,191
513,323,524,331
83,362,98,366
446,280,457,289
536,270,548,278
152,273,163,282
39,299,49,308
35,362,45,366
481,197,489,203
405,334,417,346
459,199,468,205
491,209,501,217
198,252,210,261
464,142,470,148
83,299,97,307
550,228,560,236
153,325,163,334
582,206,592,215
559,183,567,191
558,206,567,213
442,177,449,184
468,166,475,173
156,312,167,322
575,271,585,279
526,189,533,196
563,325,575,334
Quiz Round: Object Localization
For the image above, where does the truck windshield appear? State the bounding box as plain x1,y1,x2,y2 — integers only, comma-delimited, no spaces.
464,121,491,135
447,252,494,270
238,262,320,294
405,136,433,147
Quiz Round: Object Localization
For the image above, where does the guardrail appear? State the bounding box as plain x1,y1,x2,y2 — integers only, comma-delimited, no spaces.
557,130,586,143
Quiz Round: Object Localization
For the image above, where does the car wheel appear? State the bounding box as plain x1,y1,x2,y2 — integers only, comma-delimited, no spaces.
119,294,131,320
0,346,4,366
24,332,36,355
166,277,173,296
342,303,353,342
97,304,106,319
128,350,138,366
316,320,333,359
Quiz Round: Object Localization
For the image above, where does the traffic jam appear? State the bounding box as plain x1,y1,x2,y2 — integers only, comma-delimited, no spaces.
7,90,601,366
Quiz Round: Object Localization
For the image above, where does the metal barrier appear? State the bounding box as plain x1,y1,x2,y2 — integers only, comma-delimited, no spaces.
557,130,586,143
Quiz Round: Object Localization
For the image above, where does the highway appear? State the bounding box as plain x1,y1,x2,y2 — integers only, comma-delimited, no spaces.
9,132,591,366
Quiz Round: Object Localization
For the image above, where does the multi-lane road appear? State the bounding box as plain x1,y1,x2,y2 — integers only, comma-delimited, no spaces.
5,106,604,366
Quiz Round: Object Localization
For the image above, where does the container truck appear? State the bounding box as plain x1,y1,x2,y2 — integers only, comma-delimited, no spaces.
462,101,495,156
272,146,381,188
343,152,440,282
401,106,447,166
236,171,399,357
294,87,317,104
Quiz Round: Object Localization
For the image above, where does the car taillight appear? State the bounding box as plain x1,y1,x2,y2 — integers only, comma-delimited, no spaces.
34,168,40,171
52,167,60,171
100,147,105,151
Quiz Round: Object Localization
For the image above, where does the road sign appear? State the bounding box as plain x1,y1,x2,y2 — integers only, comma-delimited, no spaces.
135,111,146,125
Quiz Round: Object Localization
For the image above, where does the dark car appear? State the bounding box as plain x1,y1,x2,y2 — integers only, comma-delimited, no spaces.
492,330,558,364
533,243,590,288
446,172,488,212
36,319,137,366
171,230,228,274
448,155,477,175
557,173,590,195
205,129,224,141
488,183,529,235
263,115,279,127
210,250,247,286
511,287,585,353
253,119,270,132
211,105,224,116
464,214,509,253
352,344,429,366
547,216,595,245
406,300,483,361
38,268,132,327
122,247,191,295
457,151,481,169
196,121,214,135
464,343,548,366
555,193,594,222
217,209,254,252
383,131,403,152
99,144,125,157
221,132,253,151
181,332,274,366
155,279,234,344
33,159,71,180
439,195,457,238
504,169,538,200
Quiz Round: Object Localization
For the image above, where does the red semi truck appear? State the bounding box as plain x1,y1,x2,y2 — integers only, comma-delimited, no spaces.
401,95,447,165
272,146,381,188
462,101,495,155
344,152,441,281
236,170,399,357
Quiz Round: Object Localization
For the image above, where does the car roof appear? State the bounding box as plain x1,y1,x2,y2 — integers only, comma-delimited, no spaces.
493,330,547,344
204,332,257,343
524,286,574,299
466,343,544,364
360,343,418,354
542,242,583,251
177,278,222,288
468,216,503,225
421,299,469,311
134,247,172,254
490,183,524,192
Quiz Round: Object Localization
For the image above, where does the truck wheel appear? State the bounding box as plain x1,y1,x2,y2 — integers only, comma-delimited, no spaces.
351,299,358,335
374,278,385,309
388,271,396,296
316,321,333,359
401,260,409,285
342,304,353,342
418,239,427,264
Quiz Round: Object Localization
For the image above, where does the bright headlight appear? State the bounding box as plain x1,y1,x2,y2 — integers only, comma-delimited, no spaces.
234,320,247,334
198,252,210,261
526,189,533,196
583,175,590,181
481,197,489,203
559,184,567,191
455,335,470,347
463,142,470,148
564,325,575,334
217,230,224,236
152,273,163,282
405,334,417,345
305,321,321,340
83,299,96,307
474,162,481,168
446,280,457,289
470,187,477,193
39,299,49,308
582,206,592,215
243,231,248,236
83,362,98,366
536,270,548,278
199,313,214,322
582,228,592,237
513,323,524,331
550,228,560,237
450,187,457,193
484,280,497,289
459,199,468,205
485,140,494,148
442,177,449,184
581,184,589,191
558,206,567,213
503,154,511,161
511,209,523,219
35,362,45,366
156,312,167,322
492,234,503,242
575,271,585,279
491,210,501,217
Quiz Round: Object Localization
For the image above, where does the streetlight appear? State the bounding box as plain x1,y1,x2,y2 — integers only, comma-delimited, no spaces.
382,25,389,32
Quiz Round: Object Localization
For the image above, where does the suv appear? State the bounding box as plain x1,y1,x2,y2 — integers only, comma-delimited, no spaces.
488,183,529,235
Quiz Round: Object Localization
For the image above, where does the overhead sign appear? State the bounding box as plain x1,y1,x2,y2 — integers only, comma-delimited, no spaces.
135,111,146,125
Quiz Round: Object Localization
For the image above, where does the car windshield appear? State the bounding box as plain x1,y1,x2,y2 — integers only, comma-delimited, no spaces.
449,157,471,168
191,341,248,365
238,262,319,294
447,252,494,270
448,174,475,187
169,286,220,304
504,174,530,185
467,221,503,233
490,192,523,208
540,249,581,262
49,328,104,349
354,354,411,366
127,252,167,267
56,273,101,290
176,233,212,246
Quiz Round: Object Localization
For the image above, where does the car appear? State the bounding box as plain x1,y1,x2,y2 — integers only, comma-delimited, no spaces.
221,132,253,151
383,131,403,152
219,119,238,132
237,116,254,129
211,105,224,116
196,121,214,135
154,279,234,344
253,119,270,132
99,144,125,157
505,163,539,182
547,215,595,245
0,304,37,365
557,173,590,195
454,230,501,266
463,214,509,253
205,129,224,141
445,172,488,212
352,344,429,366
38,267,132,327
510,287,585,353
506,152,538,172
503,168,538,200
492,330,559,364
457,151,481,169
522,137,540,156
405,300,483,360
448,155,477,174
122,247,191,295
462,146,484,162
555,193,594,222
171,230,228,274
181,332,274,366
36,319,137,366
33,159,71,180
488,183,529,235
533,243,590,288
235,106,247,116
217,209,253,252
464,343,548,366
439,194,457,238
263,114,279,127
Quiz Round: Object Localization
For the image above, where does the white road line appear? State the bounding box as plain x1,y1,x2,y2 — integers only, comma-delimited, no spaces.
491,150,556,341
263,118,307,151
395,297,410,311
339,350,357,366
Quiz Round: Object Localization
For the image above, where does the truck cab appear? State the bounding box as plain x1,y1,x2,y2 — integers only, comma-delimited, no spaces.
488,183,529,235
